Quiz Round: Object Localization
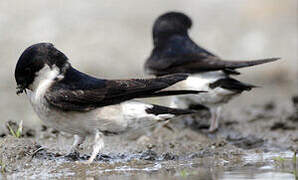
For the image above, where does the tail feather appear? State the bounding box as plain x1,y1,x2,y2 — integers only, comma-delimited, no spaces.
145,104,195,116
209,78,258,92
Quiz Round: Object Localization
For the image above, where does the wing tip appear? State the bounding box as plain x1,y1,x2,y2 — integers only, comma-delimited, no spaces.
145,104,196,116
223,57,282,69
249,57,281,66
264,57,281,62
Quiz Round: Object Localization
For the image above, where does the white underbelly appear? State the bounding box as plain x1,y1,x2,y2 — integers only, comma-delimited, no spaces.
168,72,238,108
27,90,124,135
27,90,173,136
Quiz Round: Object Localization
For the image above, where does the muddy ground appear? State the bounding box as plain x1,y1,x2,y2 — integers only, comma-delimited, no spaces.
0,1,296,179
0,94,297,179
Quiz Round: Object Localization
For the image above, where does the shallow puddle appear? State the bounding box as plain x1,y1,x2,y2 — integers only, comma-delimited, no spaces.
1,150,296,179
222,171,294,180
222,151,297,180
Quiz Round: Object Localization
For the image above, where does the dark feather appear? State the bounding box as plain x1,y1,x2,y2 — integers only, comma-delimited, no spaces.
223,68,241,75
45,67,194,111
145,12,280,76
145,35,280,76
138,90,206,98
145,104,195,116
188,104,209,111
209,78,257,92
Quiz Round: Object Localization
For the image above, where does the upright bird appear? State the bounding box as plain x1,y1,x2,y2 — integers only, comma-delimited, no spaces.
15,43,204,163
144,12,280,132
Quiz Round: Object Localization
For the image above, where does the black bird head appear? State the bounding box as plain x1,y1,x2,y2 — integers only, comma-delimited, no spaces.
152,12,192,46
15,43,70,94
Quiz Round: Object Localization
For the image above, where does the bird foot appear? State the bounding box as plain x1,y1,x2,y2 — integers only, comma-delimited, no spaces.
208,126,218,133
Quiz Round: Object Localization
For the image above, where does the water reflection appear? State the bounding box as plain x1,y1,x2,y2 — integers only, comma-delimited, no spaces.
223,171,294,180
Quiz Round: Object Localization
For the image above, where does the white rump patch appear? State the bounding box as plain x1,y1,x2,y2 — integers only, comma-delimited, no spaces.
169,72,238,108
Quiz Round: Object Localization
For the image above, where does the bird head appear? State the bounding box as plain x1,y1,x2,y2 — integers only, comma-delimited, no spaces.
15,43,70,94
153,12,192,45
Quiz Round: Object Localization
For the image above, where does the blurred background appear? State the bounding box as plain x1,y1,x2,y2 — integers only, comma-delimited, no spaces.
0,0,297,129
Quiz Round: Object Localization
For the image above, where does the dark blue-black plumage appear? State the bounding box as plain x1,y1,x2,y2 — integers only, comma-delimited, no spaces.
15,43,203,112
145,12,279,77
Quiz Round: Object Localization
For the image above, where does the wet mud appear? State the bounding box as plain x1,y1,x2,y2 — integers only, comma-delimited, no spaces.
0,96,297,179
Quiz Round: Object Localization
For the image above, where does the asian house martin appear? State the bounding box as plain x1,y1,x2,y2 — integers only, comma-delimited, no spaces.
15,43,204,163
144,12,280,132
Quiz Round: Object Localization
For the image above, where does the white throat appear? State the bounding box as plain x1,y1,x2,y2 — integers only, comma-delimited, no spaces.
29,64,62,97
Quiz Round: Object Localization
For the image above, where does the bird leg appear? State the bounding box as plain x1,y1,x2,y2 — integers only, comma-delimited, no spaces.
208,107,221,132
69,134,85,154
85,130,104,164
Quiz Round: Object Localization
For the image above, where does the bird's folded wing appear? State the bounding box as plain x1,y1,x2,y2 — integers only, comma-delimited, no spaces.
147,53,279,76
44,73,190,111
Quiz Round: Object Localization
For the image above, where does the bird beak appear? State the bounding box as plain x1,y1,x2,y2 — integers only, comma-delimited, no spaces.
16,85,26,95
